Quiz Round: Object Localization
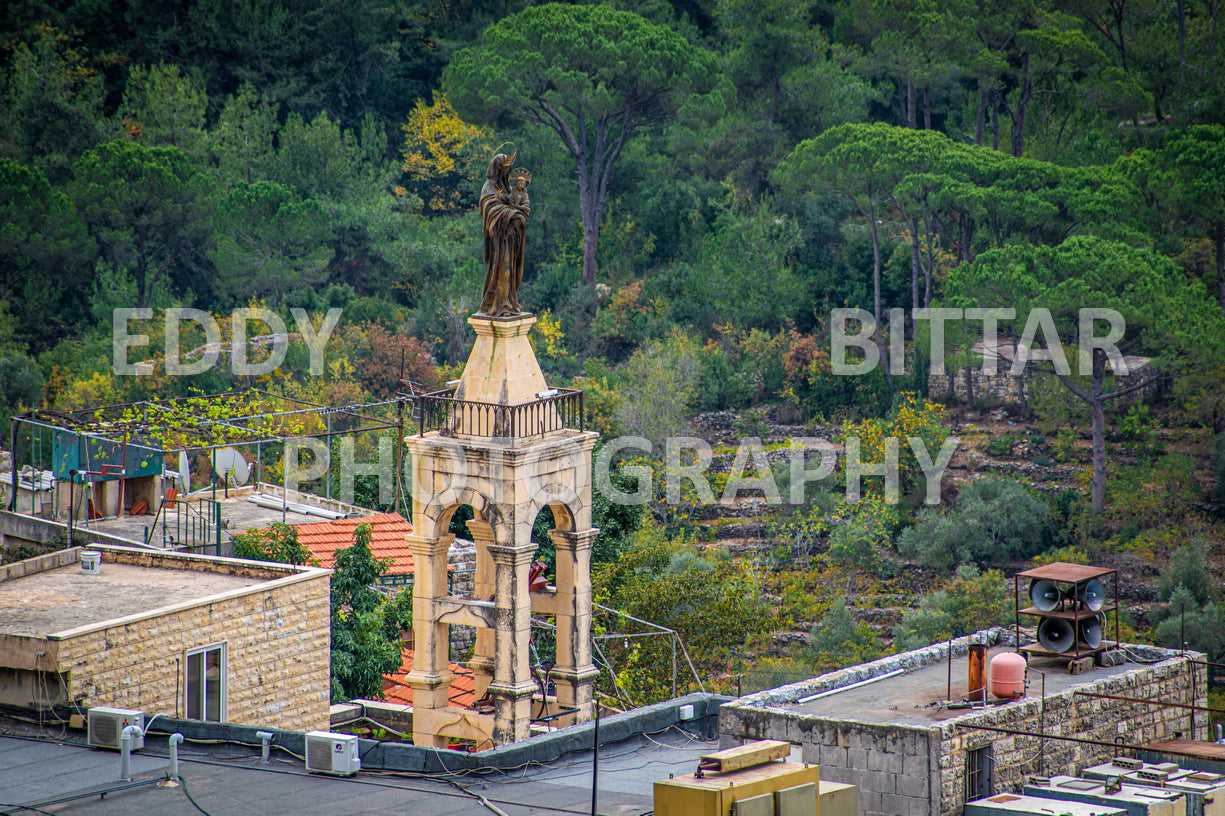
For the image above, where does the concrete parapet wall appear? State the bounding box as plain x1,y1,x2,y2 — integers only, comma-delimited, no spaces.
135,691,729,774
0,510,145,550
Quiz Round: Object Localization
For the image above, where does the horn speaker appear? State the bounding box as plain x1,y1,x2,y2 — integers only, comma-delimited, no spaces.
1029,579,1062,612
1037,617,1075,653
1078,578,1105,612
1080,615,1103,649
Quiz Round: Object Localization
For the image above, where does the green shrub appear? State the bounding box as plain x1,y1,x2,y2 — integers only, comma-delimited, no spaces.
892,566,1013,651
897,478,1051,570
985,434,1015,457
1119,403,1161,459
231,521,313,565
1053,428,1078,462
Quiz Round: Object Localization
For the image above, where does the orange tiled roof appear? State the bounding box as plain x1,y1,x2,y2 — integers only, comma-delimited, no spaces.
382,648,477,708
293,512,416,575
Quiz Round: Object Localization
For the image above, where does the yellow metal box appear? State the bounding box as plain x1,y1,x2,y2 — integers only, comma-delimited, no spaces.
818,780,857,816
654,761,821,816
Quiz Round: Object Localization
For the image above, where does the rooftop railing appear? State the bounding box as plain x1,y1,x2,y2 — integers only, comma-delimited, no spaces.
412,387,585,439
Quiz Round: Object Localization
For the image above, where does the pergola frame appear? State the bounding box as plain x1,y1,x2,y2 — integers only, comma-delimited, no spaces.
6,389,404,520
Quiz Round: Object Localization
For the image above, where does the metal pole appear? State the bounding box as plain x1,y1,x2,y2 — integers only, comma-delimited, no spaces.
671,632,681,695
8,420,18,512
591,703,600,816
956,723,1222,762
947,638,953,702
1189,661,1196,738
68,471,76,546
1072,690,1225,715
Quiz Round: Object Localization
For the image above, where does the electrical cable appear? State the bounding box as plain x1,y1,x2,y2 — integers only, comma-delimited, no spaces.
446,779,511,816
179,777,216,816
3,714,711,814
1117,646,1170,664
0,804,57,816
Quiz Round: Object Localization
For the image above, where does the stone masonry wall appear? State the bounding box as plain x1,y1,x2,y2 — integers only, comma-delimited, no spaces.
802,721,937,816
51,549,332,732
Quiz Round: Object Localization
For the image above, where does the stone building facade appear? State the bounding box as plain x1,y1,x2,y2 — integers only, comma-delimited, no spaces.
0,545,331,731
718,629,1205,816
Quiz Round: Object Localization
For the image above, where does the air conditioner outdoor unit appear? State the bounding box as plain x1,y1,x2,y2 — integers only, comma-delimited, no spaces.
305,731,361,777
87,706,145,750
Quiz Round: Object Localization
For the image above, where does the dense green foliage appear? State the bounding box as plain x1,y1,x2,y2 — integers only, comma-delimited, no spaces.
230,521,313,566
897,478,1051,570
330,523,403,703
3,0,1224,705
892,567,1014,652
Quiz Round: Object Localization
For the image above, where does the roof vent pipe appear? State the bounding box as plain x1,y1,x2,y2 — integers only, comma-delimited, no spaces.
120,724,143,781
256,730,274,763
169,733,183,781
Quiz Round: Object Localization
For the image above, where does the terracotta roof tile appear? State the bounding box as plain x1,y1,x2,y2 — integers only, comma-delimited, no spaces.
382,648,477,708
292,512,416,575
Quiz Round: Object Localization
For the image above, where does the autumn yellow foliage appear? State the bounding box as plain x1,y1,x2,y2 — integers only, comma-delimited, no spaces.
401,93,494,213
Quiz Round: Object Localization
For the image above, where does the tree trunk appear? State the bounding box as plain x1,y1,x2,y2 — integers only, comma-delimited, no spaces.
1090,348,1108,514
868,203,893,394
1011,55,1032,158
964,366,975,407
991,89,1000,151
1178,0,1186,71
909,214,921,317
581,219,598,286
575,153,599,286
922,216,935,307
907,77,917,129
975,86,987,146
1216,222,1225,314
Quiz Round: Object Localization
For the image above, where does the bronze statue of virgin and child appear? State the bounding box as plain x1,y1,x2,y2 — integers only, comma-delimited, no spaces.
477,151,532,317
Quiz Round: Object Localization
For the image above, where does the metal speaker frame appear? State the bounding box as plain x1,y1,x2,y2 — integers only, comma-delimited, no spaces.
1078,578,1106,612
1037,617,1076,653
1029,579,1063,612
1080,615,1103,649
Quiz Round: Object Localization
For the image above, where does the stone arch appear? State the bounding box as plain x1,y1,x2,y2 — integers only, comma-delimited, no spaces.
544,499,575,533
525,492,580,536
427,488,492,539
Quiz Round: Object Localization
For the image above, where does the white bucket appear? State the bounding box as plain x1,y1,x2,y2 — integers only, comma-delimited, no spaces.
81,550,102,574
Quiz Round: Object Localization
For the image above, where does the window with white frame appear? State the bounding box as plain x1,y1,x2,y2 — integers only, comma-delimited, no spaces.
185,644,226,721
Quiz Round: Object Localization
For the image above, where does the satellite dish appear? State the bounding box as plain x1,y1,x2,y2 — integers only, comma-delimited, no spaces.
1030,579,1062,612
211,447,250,486
1078,579,1105,612
1080,615,1103,649
177,451,191,491
1038,618,1075,653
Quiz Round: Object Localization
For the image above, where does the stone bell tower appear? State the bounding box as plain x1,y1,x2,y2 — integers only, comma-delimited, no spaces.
403,313,599,748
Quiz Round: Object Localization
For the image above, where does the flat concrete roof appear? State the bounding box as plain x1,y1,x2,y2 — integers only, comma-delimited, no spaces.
789,646,1144,727
0,561,266,637
0,720,716,816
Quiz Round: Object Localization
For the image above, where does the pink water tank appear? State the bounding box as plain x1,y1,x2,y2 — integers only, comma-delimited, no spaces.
990,652,1027,699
